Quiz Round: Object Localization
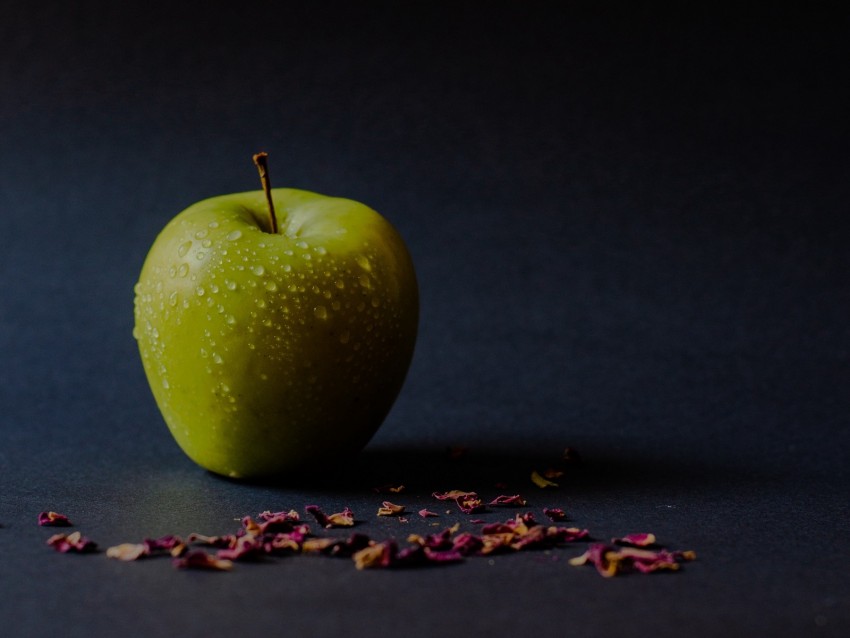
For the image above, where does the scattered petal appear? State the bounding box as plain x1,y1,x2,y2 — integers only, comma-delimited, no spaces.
38,511,72,527
173,550,233,571
418,509,439,518
377,501,405,516
531,470,558,488
613,533,657,548
543,508,567,522
302,533,372,558
543,468,564,480
47,531,97,553
306,505,355,528
373,484,406,494
570,543,695,577
107,543,147,561
353,541,397,569
488,494,527,507
432,490,485,514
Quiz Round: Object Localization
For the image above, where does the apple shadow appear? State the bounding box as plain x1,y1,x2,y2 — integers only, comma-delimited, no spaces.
214,441,773,501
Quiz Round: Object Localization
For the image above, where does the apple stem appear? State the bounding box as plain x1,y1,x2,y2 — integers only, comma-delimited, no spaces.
252,152,279,234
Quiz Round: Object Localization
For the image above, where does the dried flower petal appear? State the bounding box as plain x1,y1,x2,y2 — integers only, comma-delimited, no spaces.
216,534,265,561
488,494,527,507
373,484,406,494
570,543,695,577
173,550,233,571
531,470,558,488
302,533,372,558
107,543,148,561
353,541,397,569
38,511,72,527
432,490,485,514
542,468,564,480
377,501,405,516
187,532,238,548
47,531,97,553
306,505,355,528
613,533,657,548
543,508,567,522
418,509,439,518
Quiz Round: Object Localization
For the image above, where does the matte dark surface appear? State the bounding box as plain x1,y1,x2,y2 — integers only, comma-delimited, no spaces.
1,3,848,636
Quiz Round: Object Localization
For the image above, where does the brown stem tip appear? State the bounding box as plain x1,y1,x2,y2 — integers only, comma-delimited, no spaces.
252,152,279,234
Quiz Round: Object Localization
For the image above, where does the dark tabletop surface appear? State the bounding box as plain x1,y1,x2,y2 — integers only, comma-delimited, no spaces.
1,2,849,636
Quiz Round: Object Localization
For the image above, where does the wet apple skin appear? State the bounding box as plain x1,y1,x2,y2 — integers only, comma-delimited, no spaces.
134,188,419,478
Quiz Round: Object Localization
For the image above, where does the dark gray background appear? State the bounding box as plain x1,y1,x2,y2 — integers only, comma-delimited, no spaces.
1,2,848,636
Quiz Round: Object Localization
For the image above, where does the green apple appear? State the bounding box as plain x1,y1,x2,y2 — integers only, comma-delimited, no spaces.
133,154,418,478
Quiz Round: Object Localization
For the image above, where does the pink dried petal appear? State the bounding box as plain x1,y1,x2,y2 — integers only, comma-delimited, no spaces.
173,550,233,571
47,531,97,553
546,526,589,544
432,490,485,514
258,509,300,523
187,532,238,548
418,509,439,518
469,519,486,524
613,533,657,547
303,533,372,557
570,544,695,577
143,535,185,554
452,532,484,556
377,501,405,516
38,511,72,527
407,524,459,551
216,535,266,561
488,494,527,507
326,507,355,528
543,508,567,522
256,510,301,532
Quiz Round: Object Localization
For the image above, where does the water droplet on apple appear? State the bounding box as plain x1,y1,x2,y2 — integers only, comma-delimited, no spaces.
252,265,265,276
196,252,205,260
265,280,277,292
212,352,223,364
208,221,219,229
195,286,205,296
177,263,189,278
315,246,327,256
226,230,242,241
371,297,381,307
162,378,170,390
178,241,192,257
296,240,309,250
194,229,208,240
339,331,350,344
359,274,372,289
168,291,178,306
225,279,237,291
334,280,345,289
132,326,141,340
314,306,328,320
262,318,273,328
225,315,236,325
356,255,372,272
